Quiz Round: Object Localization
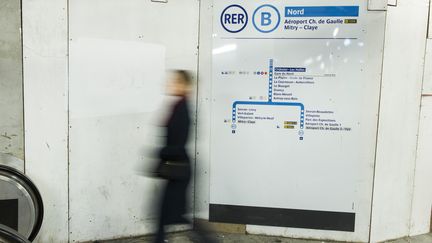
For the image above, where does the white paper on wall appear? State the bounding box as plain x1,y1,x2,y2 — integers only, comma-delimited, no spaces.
69,38,166,119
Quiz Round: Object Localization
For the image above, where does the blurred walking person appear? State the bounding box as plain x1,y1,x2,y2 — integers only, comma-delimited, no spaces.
153,70,216,243
154,70,192,243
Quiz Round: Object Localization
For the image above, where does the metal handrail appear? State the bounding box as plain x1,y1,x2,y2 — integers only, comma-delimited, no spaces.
0,224,31,243
0,165,44,242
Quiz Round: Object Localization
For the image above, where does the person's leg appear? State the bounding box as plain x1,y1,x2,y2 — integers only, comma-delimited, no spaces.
176,180,190,224
153,182,169,243
163,179,190,224
153,217,165,243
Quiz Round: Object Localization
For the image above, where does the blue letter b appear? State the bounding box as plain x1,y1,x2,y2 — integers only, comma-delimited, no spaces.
261,12,271,26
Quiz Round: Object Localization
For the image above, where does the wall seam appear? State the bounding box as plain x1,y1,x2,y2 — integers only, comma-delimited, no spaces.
368,8,389,243
193,0,202,224
206,0,214,222
407,0,431,235
20,0,25,173
427,0,431,39
66,0,71,241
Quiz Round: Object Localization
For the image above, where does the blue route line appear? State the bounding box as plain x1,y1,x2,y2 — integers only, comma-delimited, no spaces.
232,101,305,129
231,59,305,133
269,59,273,102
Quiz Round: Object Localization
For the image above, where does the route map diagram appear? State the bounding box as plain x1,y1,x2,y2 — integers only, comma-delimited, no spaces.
229,59,306,139
210,2,386,240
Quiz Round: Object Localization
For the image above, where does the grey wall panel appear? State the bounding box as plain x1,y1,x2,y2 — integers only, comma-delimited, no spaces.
0,0,24,159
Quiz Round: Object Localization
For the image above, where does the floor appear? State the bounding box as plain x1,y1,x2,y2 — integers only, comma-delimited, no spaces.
100,231,432,243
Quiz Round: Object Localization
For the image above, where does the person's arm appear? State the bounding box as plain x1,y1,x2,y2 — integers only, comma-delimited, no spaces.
158,101,190,161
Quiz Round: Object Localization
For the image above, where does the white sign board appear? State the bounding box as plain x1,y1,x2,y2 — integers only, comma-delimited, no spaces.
210,0,386,241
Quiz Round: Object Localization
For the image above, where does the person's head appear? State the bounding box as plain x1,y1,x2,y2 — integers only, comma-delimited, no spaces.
166,70,192,96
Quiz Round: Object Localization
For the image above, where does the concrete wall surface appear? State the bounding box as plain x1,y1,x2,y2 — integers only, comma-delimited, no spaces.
410,36,432,236
16,0,432,242
68,0,199,241
0,0,24,160
370,0,430,242
410,95,432,236
22,0,69,242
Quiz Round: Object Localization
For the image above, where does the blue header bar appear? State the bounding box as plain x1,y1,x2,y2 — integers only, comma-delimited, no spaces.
285,6,359,17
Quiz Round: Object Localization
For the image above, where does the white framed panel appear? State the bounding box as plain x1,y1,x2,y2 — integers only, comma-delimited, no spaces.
209,1,387,242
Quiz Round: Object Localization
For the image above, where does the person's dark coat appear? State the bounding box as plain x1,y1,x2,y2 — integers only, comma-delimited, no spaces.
159,96,191,163
157,96,191,226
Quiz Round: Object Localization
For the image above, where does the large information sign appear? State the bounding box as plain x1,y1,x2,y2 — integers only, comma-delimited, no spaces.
209,0,385,241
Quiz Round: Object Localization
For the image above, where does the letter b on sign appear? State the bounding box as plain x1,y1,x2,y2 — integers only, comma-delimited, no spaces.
253,4,280,33
261,12,272,26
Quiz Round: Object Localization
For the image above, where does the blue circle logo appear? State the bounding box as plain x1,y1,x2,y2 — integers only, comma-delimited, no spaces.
220,5,248,33
252,4,280,33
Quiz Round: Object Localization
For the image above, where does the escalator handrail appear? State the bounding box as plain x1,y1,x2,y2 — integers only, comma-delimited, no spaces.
0,224,31,243
0,165,44,242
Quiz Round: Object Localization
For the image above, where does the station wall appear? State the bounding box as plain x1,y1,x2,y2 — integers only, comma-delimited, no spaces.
18,0,432,242
68,0,199,241
410,30,432,236
0,0,24,160
23,0,200,242
370,0,430,241
22,0,69,242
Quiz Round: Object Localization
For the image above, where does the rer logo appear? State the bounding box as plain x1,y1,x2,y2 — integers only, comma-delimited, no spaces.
253,4,281,33
220,4,248,33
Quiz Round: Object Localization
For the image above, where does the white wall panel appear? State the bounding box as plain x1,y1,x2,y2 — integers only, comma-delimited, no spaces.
410,96,432,236
195,0,213,220
423,40,432,94
22,0,69,242
370,0,430,241
69,39,167,241
68,0,199,241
